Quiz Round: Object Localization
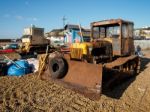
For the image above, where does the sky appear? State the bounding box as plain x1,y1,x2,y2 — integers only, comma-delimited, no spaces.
0,0,150,38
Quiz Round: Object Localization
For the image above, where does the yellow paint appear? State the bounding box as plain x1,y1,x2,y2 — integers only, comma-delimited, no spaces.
104,38,113,43
71,42,93,55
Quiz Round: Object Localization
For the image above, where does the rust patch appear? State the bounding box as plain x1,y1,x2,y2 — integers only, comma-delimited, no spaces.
42,59,103,100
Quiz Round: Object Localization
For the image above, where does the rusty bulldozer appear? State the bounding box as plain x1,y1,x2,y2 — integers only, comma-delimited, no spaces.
39,19,140,100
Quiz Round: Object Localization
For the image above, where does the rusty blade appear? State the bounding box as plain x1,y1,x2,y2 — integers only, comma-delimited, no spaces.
41,59,103,100
60,59,103,100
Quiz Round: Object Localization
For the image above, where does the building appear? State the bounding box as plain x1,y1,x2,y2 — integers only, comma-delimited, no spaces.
0,39,21,46
46,24,91,46
134,27,150,40
45,29,65,47
64,24,91,43
45,29,64,37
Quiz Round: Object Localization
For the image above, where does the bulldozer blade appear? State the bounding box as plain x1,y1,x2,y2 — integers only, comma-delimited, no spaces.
42,59,103,100
61,60,102,100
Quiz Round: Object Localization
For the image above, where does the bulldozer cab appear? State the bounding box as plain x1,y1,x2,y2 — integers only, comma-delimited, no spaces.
91,19,135,56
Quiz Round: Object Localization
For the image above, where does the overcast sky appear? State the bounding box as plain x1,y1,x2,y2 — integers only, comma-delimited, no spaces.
0,0,150,38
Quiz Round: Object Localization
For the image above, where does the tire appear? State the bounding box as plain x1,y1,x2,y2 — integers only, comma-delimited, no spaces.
48,57,68,79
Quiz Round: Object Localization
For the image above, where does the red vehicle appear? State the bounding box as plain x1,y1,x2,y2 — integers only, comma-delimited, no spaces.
0,49,16,54
0,43,19,54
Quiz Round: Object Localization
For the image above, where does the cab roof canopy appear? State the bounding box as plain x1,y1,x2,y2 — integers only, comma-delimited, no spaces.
91,19,134,27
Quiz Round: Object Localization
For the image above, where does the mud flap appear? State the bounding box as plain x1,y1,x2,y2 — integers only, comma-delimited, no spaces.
57,59,102,100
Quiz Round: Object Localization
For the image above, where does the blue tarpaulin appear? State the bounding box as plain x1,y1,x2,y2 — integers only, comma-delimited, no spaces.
7,60,31,76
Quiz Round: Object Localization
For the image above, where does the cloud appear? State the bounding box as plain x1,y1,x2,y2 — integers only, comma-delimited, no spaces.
3,14,11,18
15,15,24,20
14,15,38,21
32,17,38,21
27,17,38,21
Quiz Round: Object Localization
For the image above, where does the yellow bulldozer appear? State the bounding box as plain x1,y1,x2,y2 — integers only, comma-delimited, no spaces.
39,19,140,100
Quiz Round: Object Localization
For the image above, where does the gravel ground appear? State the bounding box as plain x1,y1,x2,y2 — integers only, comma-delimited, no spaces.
0,50,150,112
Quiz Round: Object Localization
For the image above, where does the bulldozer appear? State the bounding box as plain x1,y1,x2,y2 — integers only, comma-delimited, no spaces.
39,19,140,100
